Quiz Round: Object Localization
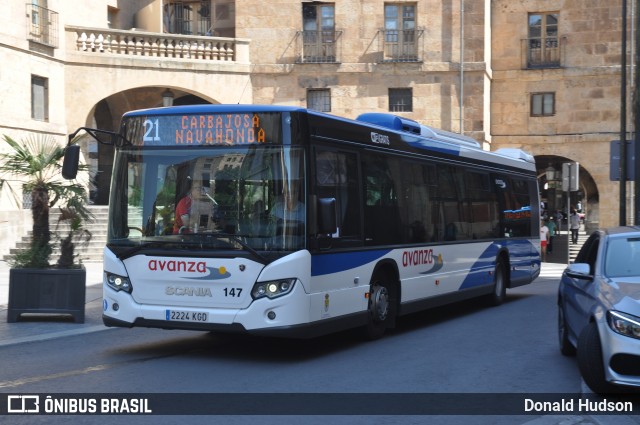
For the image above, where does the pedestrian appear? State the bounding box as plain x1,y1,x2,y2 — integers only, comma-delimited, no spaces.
555,210,563,235
546,218,556,254
569,208,580,244
540,219,550,262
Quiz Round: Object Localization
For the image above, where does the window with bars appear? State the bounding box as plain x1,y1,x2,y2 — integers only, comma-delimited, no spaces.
26,1,59,48
389,88,412,112
163,1,235,37
530,92,555,116
307,89,331,112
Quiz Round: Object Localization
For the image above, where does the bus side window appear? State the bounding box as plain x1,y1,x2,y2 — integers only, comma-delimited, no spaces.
315,149,360,245
363,153,401,245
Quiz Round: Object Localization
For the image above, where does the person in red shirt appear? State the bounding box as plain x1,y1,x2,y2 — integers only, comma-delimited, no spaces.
173,182,199,234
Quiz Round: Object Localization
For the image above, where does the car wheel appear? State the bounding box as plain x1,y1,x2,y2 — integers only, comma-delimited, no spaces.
558,302,576,356
486,258,506,306
577,322,618,394
363,273,394,340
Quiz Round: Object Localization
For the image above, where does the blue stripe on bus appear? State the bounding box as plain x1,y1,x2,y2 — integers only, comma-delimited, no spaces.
311,250,392,276
458,240,536,289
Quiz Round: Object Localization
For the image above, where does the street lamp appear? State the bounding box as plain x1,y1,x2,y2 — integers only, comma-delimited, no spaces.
162,89,174,107
545,164,555,182
544,164,558,213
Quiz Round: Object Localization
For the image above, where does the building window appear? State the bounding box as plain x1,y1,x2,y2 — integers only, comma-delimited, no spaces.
307,89,331,112
383,3,418,62
164,1,235,37
389,88,412,112
26,0,59,48
302,3,336,62
531,92,555,116
31,75,48,121
527,13,559,68
107,6,118,29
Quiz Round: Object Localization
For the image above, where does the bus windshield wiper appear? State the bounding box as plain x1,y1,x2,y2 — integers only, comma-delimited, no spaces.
115,235,268,264
116,241,174,260
205,233,268,264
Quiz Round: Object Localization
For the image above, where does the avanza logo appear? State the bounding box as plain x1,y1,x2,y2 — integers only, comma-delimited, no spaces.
148,259,207,273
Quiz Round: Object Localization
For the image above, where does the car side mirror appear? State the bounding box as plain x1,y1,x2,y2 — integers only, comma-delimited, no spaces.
565,263,593,280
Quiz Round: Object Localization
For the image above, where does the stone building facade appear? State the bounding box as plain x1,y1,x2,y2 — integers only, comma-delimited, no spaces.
0,0,632,255
491,0,630,230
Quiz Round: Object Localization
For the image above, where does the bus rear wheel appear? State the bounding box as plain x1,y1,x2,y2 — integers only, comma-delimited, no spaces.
364,276,393,340
487,258,506,306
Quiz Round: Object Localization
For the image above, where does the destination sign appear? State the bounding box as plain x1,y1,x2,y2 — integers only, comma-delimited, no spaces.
123,113,280,146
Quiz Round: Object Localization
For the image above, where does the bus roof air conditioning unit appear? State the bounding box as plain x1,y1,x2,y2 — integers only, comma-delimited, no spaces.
357,113,480,148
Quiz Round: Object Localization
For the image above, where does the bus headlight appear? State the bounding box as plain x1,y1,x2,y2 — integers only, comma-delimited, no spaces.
608,311,640,340
252,278,296,300
106,272,133,293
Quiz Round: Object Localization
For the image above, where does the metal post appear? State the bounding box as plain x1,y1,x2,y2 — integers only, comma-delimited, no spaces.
635,0,640,225
567,192,571,265
459,0,464,134
621,0,628,226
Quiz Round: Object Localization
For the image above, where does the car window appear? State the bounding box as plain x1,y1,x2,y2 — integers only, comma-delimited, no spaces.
575,233,599,275
604,236,640,278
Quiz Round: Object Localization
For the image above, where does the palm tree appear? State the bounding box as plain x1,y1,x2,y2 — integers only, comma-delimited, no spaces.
0,134,90,268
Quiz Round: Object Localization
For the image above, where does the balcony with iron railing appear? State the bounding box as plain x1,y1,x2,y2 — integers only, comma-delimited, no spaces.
296,30,343,63
523,37,563,69
26,3,59,48
65,26,249,64
379,29,423,63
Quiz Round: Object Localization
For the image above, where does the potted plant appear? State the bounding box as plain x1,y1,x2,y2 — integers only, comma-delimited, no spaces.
0,134,92,323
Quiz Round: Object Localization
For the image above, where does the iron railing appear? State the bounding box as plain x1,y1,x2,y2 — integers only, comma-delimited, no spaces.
379,29,423,62
524,37,562,68
297,30,342,63
26,3,59,48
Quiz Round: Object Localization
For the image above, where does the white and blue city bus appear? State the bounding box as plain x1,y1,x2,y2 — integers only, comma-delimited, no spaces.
63,105,541,339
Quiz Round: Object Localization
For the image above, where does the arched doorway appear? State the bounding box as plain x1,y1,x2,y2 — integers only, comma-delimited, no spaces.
84,88,212,205
535,155,599,231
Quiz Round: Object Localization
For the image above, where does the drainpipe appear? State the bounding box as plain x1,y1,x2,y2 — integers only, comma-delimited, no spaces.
459,0,464,135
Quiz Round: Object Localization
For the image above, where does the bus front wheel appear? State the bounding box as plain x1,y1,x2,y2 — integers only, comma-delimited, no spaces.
364,276,393,340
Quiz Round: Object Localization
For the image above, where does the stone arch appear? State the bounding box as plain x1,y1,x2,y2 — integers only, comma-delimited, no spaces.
78,86,214,205
535,155,599,232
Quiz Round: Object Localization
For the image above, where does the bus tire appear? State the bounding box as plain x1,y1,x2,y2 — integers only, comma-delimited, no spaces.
363,274,394,340
487,257,506,306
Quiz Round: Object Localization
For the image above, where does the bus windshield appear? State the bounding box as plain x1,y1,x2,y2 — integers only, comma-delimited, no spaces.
107,145,306,255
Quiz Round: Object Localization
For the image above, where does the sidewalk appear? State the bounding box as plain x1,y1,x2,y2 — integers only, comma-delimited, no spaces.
0,260,110,347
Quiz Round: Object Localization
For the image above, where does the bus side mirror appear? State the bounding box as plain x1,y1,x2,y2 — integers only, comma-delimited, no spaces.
317,197,337,235
62,144,80,179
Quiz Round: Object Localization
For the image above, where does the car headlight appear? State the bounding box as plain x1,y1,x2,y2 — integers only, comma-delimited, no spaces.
106,272,133,293
607,311,640,340
251,278,296,300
